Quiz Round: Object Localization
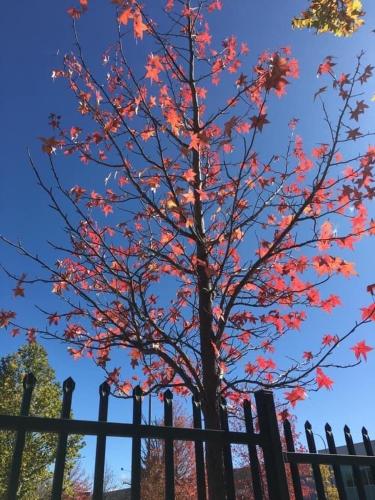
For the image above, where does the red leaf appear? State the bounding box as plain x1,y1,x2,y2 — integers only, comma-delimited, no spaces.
102,204,113,216
320,295,341,313
251,113,270,132
165,0,174,12
361,304,375,321
350,100,369,121
303,351,313,361
322,334,337,346
13,285,24,297
284,387,306,407
67,7,81,19
68,348,83,360
11,328,20,337
145,54,163,83
245,363,257,375
317,56,335,76
317,220,333,250
133,9,147,39
346,128,362,141
0,310,16,328
351,340,373,361
316,368,333,390
48,313,60,326
182,168,196,183
256,356,276,371
208,0,222,12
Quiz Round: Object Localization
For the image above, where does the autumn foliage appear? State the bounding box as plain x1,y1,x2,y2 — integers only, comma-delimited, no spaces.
141,408,196,499
1,1,374,498
292,0,365,36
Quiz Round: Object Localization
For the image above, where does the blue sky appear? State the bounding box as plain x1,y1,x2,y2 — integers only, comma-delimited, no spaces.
1,0,375,485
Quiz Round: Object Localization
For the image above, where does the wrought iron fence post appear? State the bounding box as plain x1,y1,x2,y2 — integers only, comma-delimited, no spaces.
283,418,303,500
344,424,366,499
51,377,75,500
305,421,326,500
220,397,236,500
7,372,36,500
164,389,175,500
324,423,347,500
131,386,142,500
243,399,263,500
362,426,375,482
254,390,289,500
93,381,110,500
192,390,207,500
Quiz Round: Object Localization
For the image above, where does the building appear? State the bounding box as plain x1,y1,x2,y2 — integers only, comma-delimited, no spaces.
318,440,375,500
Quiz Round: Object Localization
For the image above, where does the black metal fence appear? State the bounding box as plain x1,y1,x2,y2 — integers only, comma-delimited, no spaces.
1,373,375,499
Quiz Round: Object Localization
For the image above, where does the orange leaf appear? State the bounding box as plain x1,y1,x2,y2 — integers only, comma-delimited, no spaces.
182,169,196,183
181,190,195,204
119,8,132,25
317,220,333,250
133,9,147,39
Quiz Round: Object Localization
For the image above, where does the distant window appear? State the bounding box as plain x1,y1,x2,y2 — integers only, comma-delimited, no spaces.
361,467,375,485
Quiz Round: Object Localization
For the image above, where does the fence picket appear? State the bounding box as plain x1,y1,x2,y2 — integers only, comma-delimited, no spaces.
7,373,36,500
324,423,347,500
254,390,289,500
283,418,303,500
243,399,263,500
219,397,236,500
362,426,375,482
51,377,75,500
192,392,207,500
131,386,142,500
93,381,110,500
305,420,326,500
164,389,175,500
344,424,366,499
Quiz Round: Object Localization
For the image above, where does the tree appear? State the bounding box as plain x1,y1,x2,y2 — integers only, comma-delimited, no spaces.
320,465,339,499
292,0,365,36
62,463,121,498
1,1,374,497
141,405,196,499
0,343,83,499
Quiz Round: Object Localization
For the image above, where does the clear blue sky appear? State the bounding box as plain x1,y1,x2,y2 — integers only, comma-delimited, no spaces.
1,0,375,484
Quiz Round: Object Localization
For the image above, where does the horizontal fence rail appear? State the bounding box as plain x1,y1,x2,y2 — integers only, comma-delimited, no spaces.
285,451,375,466
2,373,375,499
0,414,263,445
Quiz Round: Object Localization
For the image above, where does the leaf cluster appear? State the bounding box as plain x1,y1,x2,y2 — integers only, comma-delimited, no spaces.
293,0,365,36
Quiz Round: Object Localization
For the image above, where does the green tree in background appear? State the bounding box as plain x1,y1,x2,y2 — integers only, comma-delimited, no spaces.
0,343,83,499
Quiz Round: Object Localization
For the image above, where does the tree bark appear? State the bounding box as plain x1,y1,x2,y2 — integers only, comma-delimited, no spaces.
197,243,226,500
202,394,226,500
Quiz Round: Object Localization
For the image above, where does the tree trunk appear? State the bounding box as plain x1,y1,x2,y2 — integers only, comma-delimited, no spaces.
202,395,226,500
197,242,226,499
